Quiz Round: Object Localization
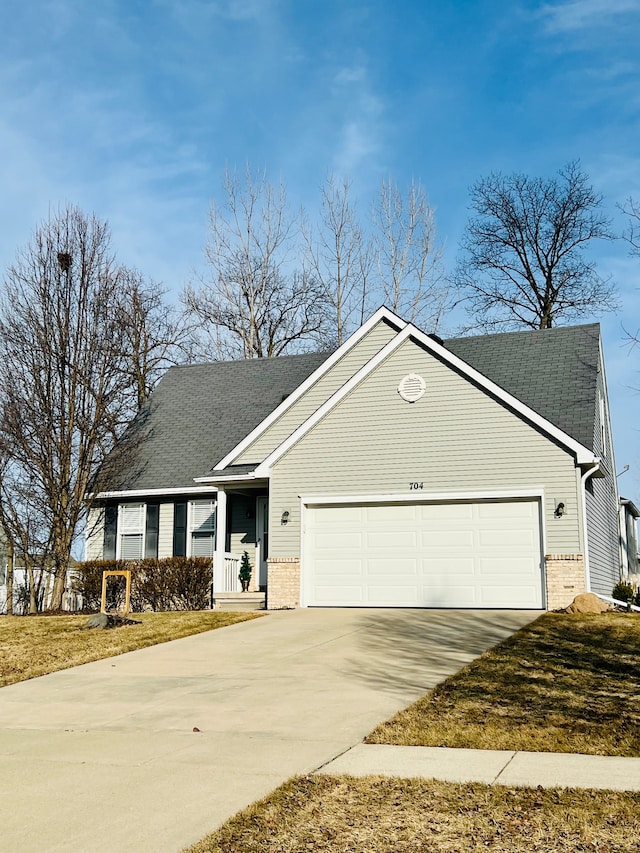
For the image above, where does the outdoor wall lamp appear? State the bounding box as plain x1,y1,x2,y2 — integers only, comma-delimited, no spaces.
281,510,290,525
554,502,566,518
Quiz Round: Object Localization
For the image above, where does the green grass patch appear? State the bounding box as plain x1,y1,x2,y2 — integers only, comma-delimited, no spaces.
0,610,262,687
367,612,640,756
182,774,640,853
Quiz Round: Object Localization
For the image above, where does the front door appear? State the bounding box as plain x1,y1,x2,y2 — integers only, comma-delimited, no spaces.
256,497,269,589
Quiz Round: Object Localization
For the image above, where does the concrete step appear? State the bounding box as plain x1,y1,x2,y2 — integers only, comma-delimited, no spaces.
213,592,266,612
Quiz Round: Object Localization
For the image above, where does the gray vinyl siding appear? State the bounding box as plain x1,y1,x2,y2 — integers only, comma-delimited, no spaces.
85,506,105,560
585,345,621,594
158,503,174,558
269,336,581,559
235,319,399,464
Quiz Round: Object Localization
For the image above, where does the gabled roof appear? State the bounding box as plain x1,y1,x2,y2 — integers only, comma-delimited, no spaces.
252,321,598,476
96,352,330,493
95,312,603,496
445,323,600,452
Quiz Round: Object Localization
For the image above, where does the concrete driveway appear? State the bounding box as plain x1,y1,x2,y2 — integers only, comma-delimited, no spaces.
0,608,537,852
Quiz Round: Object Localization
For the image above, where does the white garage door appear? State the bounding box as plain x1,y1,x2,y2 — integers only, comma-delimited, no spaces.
303,499,543,608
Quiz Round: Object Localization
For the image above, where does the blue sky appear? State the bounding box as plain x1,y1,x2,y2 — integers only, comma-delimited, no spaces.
1,0,639,494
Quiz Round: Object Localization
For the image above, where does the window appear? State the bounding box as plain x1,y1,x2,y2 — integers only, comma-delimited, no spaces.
118,503,145,560
189,499,216,557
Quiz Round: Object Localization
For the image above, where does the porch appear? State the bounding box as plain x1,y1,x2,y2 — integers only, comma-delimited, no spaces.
211,486,269,596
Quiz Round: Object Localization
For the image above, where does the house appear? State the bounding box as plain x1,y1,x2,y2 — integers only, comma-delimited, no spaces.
620,497,639,582
86,307,625,611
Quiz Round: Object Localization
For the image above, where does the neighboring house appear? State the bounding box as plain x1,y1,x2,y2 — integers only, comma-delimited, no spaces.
87,306,626,611
620,497,640,581
0,557,81,614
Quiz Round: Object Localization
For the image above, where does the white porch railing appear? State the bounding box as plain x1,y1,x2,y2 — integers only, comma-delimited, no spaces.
213,552,243,593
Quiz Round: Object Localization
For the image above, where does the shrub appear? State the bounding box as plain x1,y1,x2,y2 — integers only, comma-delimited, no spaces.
74,557,212,612
612,581,636,604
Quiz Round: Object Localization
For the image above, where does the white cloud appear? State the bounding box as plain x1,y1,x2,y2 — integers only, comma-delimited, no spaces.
540,0,640,33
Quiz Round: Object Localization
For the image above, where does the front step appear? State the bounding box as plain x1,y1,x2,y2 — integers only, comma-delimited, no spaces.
213,592,266,612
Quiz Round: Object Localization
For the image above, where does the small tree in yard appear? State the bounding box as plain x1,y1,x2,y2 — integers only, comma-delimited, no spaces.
239,551,252,591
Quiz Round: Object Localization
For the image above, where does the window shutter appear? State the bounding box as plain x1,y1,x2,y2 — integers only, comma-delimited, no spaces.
173,502,187,557
145,504,159,558
103,505,117,560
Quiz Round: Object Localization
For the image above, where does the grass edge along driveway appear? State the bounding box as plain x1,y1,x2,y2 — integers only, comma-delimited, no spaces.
0,610,263,687
367,611,640,757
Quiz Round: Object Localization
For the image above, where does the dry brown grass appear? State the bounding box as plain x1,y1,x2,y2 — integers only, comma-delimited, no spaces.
183,774,640,853
367,612,640,756
0,610,262,687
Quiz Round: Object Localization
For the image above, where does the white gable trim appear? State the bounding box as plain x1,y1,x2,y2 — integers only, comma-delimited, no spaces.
212,306,406,471
254,323,597,476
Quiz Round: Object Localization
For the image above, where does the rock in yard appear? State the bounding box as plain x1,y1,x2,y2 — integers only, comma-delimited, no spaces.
84,613,110,629
565,592,610,614
84,613,141,629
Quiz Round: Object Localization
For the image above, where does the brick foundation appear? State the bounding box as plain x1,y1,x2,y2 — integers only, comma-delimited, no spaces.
266,557,301,609
545,554,586,610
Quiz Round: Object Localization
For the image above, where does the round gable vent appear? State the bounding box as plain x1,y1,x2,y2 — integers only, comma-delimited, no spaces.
398,373,426,403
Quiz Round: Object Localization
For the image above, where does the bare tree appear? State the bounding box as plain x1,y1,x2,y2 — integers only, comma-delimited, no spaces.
371,179,447,330
0,205,134,609
619,197,640,344
116,270,194,411
184,167,326,359
620,197,640,255
455,161,616,331
303,175,372,346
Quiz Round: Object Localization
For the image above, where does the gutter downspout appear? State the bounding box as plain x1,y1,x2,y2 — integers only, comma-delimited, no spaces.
580,460,601,593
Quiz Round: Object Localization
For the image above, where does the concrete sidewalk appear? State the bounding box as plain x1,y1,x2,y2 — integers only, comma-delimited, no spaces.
319,743,640,791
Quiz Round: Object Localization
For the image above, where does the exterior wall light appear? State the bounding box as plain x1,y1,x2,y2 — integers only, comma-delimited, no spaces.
281,511,290,525
554,502,566,518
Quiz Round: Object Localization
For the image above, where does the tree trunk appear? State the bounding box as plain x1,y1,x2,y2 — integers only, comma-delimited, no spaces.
6,540,13,616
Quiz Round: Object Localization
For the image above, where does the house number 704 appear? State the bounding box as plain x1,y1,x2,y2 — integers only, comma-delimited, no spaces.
409,482,424,490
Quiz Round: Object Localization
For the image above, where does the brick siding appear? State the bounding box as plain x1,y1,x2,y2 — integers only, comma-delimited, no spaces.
545,553,586,610
266,557,300,609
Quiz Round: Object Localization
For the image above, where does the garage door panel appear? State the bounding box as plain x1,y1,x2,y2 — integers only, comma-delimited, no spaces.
313,531,363,550
419,503,474,521
421,530,474,548
367,531,418,549
304,499,543,608
314,585,365,604
366,504,418,522
368,558,418,575
368,585,420,603
313,558,364,577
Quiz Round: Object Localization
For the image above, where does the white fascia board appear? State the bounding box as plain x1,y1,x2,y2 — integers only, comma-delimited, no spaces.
300,489,545,505
212,306,407,471
193,472,260,484
94,486,219,499
255,322,596,476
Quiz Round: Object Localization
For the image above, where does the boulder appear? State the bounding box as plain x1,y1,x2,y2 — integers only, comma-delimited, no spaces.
565,593,610,614
83,613,141,629
84,613,110,629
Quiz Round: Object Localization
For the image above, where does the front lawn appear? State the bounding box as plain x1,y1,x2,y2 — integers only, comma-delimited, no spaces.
367,612,640,756
0,610,262,687
183,774,640,853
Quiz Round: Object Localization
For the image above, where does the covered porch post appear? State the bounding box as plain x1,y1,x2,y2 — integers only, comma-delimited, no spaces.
213,487,227,591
